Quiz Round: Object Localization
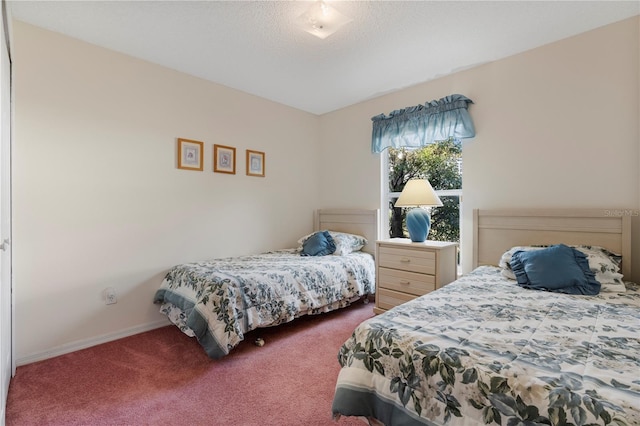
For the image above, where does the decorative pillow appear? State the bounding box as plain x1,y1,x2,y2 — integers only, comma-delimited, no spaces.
298,231,367,256
300,231,336,256
499,246,543,278
499,245,625,292
511,244,601,295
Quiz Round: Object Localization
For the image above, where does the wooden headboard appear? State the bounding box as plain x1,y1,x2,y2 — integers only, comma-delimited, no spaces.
314,209,380,256
473,209,631,279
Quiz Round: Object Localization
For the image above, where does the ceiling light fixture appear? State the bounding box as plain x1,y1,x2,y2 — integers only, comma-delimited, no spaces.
295,0,352,40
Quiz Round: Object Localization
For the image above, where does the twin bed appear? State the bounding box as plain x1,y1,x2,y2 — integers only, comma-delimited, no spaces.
153,209,379,359
332,209,639,425
154,208,638,425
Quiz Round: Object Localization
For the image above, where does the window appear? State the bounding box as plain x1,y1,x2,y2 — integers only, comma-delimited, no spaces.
382,139,462,246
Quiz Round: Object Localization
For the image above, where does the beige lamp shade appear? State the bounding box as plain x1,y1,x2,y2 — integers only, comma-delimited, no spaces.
394,179,443,207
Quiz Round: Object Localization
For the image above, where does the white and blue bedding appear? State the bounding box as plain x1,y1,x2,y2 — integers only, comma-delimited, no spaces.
154,249,375,359
332,266,640,426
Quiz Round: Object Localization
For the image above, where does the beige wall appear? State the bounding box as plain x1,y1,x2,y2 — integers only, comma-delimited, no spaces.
12,22,321,362
320,16,639,281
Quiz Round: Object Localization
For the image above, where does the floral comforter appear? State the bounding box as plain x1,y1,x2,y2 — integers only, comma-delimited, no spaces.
153,249,375,359
332,266,640,426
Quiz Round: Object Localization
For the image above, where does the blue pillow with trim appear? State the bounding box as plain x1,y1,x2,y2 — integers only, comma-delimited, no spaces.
511,244,601,295
301,231,336,256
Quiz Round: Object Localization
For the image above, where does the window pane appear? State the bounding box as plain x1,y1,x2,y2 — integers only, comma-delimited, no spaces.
387,139,461,193
428,196,460,243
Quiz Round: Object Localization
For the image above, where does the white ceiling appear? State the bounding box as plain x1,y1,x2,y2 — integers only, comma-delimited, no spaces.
9,1,640,115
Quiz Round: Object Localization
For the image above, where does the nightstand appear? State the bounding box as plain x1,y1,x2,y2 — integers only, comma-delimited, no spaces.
373,239,458,314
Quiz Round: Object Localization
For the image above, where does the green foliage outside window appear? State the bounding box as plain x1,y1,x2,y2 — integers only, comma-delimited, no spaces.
388,139,462,242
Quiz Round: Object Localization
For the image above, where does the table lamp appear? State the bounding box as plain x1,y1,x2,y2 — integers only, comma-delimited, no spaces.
394,179,443,242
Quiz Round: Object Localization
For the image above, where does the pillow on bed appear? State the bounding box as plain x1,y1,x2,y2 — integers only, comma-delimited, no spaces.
300,231,336,256
298,231,367,256
499,245,625,292
577,245,624,290
511,244,601,295
330,232,367,256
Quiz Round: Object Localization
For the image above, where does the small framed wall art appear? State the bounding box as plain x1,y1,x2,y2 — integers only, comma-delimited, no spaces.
246,150,265,177
213,144,236,174
177,138,204,171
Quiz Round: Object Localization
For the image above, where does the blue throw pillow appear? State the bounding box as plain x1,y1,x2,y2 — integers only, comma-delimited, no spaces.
511,244,601,295
301,231,336,256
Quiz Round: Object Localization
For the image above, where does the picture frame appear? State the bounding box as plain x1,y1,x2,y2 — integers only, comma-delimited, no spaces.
246,150,265,177
177,138,204,171
213,144,236,174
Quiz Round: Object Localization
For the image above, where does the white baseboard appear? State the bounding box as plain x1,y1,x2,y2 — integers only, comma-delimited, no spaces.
16,319,170,366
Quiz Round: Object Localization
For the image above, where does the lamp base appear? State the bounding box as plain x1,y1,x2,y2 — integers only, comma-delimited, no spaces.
406,208,431,242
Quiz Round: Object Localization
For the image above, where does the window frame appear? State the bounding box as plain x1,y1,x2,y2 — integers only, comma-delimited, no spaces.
381,146,463,265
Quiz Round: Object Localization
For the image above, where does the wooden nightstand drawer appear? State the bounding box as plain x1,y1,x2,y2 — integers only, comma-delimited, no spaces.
374,239,458,315
378,267,436,296
376,288,417,311
378,246,436,274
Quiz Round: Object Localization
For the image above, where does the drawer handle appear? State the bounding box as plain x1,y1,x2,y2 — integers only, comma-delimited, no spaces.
400,281,411,285
400,258,411,263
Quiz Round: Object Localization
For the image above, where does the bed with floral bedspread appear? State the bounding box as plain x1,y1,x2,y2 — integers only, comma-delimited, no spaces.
332,266,640,426
153,249,375,359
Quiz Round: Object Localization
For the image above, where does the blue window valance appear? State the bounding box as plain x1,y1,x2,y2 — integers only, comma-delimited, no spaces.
371,94,475,153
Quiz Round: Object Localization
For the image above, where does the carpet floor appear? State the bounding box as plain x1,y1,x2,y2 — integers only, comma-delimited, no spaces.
6,301,375,425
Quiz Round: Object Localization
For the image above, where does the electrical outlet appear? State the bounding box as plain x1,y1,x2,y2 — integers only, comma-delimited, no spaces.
105,287,117,305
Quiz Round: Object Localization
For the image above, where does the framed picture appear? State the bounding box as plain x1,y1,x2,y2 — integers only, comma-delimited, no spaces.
177,138,204,171
246,150,265,177
213,144,236,174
